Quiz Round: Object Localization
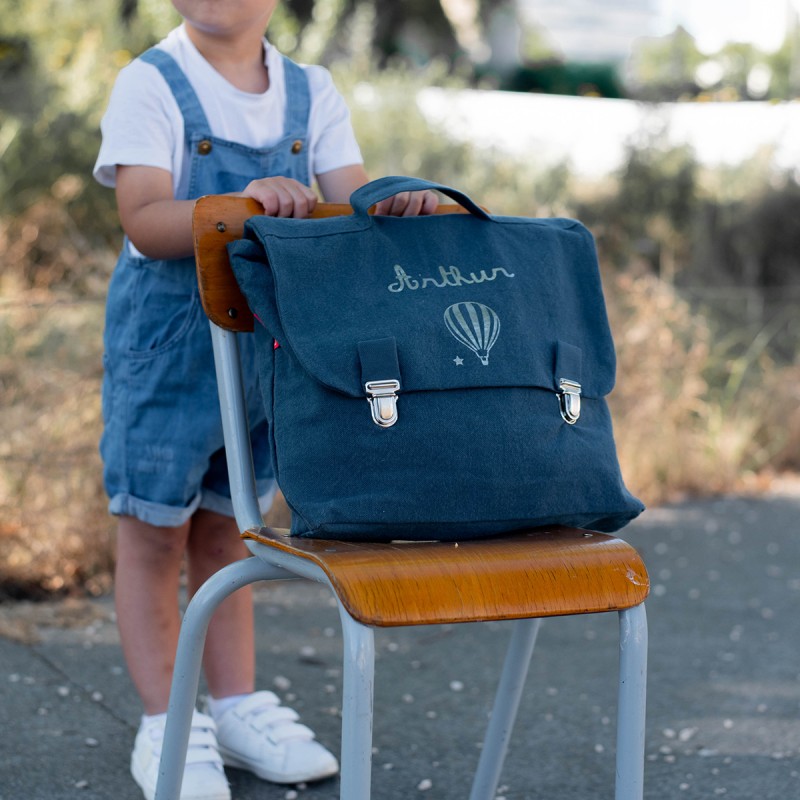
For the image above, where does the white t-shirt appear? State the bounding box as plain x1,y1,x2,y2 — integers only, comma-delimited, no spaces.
93,24,363,198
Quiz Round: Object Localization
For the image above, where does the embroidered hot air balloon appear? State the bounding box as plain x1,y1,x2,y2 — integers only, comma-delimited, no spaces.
443,302,500,365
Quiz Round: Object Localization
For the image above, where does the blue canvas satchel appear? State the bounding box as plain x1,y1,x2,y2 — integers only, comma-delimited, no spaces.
227,176,644,541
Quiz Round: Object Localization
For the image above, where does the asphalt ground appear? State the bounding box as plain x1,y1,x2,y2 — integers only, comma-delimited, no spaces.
1,487,800,799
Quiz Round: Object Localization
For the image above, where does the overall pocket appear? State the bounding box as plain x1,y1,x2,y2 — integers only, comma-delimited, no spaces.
127,258,203,359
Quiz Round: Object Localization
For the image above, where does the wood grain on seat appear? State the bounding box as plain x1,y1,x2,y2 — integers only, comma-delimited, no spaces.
243,526,650,627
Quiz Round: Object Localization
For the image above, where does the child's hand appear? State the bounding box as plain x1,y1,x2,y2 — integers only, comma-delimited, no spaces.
241,176,318,218
373,190,439,217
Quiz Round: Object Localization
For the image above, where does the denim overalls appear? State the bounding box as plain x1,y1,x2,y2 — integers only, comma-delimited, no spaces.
101,48,311,527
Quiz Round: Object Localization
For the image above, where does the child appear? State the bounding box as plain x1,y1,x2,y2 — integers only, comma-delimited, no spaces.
93,2,437,798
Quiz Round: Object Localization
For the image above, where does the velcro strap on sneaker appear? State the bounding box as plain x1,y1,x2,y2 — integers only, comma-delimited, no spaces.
185,712,223,766
252,705,299,727
268,722,315,744
191,711,219,732
233,691,317,742
188,729,219,749
185,744,224,767
231,691,281,717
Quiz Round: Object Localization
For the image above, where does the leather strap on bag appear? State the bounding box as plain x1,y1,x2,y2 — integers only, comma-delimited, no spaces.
555,340,583,425
359,338,401,428
350,176,492,221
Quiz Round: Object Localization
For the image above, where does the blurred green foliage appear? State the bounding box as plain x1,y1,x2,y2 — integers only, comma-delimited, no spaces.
0,0,182,241
628,24,800,101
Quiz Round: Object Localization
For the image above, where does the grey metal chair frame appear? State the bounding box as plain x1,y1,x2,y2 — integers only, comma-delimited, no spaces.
153,200,648,800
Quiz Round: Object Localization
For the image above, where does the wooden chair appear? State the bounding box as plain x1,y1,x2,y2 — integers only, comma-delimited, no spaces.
154,196,650,800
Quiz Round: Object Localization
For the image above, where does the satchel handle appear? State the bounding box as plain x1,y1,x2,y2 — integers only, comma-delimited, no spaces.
350,176,492,221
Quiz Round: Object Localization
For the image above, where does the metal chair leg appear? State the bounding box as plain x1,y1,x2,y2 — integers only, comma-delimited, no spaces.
469,617,542,800
615,603,648,800
154,557,291,800
337,607,376,800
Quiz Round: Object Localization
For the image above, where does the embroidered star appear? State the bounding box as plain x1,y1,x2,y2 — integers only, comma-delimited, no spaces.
453,356,464,366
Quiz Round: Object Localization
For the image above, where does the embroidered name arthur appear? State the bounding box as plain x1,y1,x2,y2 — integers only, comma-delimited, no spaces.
387,264,515,293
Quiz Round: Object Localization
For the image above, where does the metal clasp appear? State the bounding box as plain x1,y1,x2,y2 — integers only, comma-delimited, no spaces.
365,380,400,428
559,378,582,425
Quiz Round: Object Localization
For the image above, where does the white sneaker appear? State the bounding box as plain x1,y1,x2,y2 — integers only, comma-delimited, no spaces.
131,710,231,800
213,691,339,784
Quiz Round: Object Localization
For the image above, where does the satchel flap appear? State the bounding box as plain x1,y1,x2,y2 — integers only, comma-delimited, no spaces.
229,211,617,399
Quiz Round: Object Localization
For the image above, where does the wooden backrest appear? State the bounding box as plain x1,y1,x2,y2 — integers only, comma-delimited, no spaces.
192,195,469,332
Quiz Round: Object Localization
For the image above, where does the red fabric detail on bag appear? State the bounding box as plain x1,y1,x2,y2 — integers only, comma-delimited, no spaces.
273,340,280,350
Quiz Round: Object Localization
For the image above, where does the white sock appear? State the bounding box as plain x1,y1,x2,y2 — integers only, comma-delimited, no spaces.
208,692,251,719
140,712,167,730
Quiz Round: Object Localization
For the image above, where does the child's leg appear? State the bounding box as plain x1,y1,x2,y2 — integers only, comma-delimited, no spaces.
115,515,191,715
184,512,340,785
116,510,254,713
186,509,255,700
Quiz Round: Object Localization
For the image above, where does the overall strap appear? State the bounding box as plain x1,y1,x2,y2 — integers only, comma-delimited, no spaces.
281,56,311,136
139,48,211,137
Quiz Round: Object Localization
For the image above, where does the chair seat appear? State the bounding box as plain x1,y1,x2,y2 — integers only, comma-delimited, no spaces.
243,525,650,627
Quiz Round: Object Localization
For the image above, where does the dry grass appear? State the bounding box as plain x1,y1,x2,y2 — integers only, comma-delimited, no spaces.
607,272,800,503
0,198,116,599
0,289,111,598
607,272,717,502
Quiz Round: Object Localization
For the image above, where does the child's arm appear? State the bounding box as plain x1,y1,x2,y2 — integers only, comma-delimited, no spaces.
118,162,438,260
116,166,319,260
116,165,195,260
